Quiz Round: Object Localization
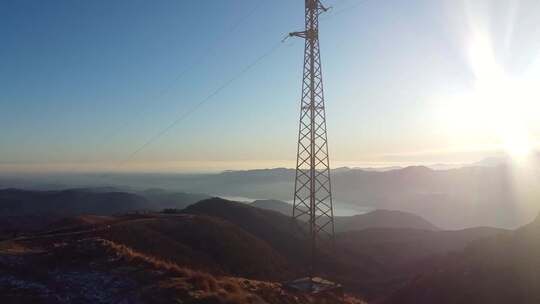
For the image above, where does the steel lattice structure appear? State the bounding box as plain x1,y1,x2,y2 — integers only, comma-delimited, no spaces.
290,0,334,277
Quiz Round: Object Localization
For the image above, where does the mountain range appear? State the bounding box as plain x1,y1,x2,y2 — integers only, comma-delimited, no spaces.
4,160,537,229
0,188,438,238
0,185,442,234
203,165,538,229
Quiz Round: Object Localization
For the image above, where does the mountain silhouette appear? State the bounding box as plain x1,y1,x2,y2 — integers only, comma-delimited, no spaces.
168,165,528,229
180,198,506,300
0,188,148,216
4,164,533,229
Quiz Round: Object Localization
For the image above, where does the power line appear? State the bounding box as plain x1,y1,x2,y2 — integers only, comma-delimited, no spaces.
150,0,265,99
122,40,284,163
79,40,281,180
52,0,266,179
71,1,359,175
91,0,265,156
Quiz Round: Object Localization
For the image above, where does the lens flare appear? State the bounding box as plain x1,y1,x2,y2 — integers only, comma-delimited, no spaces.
435,27,539,159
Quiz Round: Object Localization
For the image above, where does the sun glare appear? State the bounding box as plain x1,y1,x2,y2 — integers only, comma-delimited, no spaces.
436,27,539,159
503,130,533,158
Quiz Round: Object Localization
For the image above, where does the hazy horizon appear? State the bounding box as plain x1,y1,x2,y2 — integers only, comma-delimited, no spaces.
0,154,512,174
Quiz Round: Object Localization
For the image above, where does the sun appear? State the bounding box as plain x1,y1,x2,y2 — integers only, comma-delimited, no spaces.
502,131,533,159
435,28,539,160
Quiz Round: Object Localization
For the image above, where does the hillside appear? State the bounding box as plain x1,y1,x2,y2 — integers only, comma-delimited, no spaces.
45,215,116,230
184,198,307,264
330,226,508,300
0,215,61,240
0,188,151,240
0,196,511,301
0,237,363,304
0,188,213,240
381,215,540,304
0,188,211,217
183,198,507,300
100,214,292,280
251,199,295,216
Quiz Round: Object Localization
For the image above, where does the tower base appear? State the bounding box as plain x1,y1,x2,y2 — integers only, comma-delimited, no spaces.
283,277,342,295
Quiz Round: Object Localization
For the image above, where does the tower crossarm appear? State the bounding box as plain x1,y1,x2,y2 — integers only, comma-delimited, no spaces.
288,29,317,40
286,0,329,41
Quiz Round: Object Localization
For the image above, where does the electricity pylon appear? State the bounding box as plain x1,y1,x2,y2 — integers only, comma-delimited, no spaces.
289,0,334,279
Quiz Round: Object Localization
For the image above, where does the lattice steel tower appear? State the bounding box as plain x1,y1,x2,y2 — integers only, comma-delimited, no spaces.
290,0,334,278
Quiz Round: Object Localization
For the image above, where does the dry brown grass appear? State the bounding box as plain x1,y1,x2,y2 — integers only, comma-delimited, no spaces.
95,238,364,304
0,241,42,254
97,238,240,294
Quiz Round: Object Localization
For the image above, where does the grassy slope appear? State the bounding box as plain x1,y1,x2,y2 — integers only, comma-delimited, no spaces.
0,237,364,304
100,214,292,280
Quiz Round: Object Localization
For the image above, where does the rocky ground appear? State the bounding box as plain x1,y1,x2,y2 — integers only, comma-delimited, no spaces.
0,238,365,304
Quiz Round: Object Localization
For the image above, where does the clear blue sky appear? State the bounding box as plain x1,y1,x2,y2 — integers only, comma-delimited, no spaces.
2,0,540,172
